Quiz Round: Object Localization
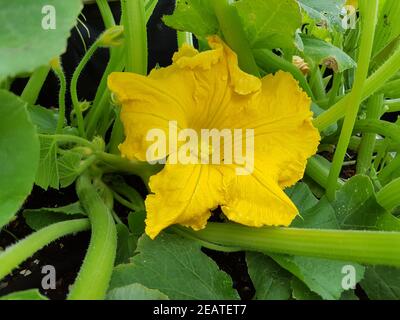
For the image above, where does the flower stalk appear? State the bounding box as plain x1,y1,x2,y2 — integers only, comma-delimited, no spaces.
326,0,379,200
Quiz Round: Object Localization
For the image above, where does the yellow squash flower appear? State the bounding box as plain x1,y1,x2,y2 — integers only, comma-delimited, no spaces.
108,36,320,239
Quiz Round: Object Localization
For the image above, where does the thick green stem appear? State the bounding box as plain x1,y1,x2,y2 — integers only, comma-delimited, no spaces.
376,177,400,212
68,175,117,300
326,0,379,200
305,155,344,189
211,0,260,77
385,99,400,113
121,0,147,74
356,94,383,174
96,0,116,29
0,219,90,281
353,119,400,144
20,65,50,105
181,223,400,267
96,151,162,183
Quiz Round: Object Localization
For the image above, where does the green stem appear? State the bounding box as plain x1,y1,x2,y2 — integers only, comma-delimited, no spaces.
379,155,400,185
20,65,50,105
121,0,147,74
38,134,94,149
326,0,379,200
314,37,400,131
183,222,400,267
310,66,326,101
68,175,117,300
211,0,260,77
96,0,116,29
353,119,400,144
328,72,343,106
177,31,194,47
0,219,90,280
356,94,383,174
305,155,344,189
52,66,67,134
96,151,162,183
86,48,124,138
71,41,101,138
376,177,400,212
385,99,400,113
253,49,314,99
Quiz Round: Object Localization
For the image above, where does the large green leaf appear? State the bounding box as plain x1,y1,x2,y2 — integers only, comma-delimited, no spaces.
0,90,39,229
235,0,302,50
301,35,357,72
110,233,239,300
246,252,292,300
298,0,346,31
330,175,400,231
163,0,218,38
270,254,365,300
0,0,82,79
107,283,169,300
361,266,400,300
291,197,340,229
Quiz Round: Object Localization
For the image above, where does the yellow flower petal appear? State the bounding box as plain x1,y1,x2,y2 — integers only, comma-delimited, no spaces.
247,71,320,189
145,163,224,239
221,165,298,227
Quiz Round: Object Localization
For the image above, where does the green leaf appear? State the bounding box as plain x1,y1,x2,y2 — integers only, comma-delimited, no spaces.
115,223,137,265
110,233,239,300
23,203,85,231
27,105,59,134
298,0,346,31
163,0,218,38
291,197,340,229
246,252,292,300
361,266,400,300
0,0,82,79
285,182,318,212
291,277,321,300
301,35,357,72
340,289,359,300
270,254,365,300
330,175,399,231
128,210,146,237
35,136,59,190
58,150,83,188
0,90,39,229
235,0,302,50
0,289,48,300
107,283,169,300
372,0,400,58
